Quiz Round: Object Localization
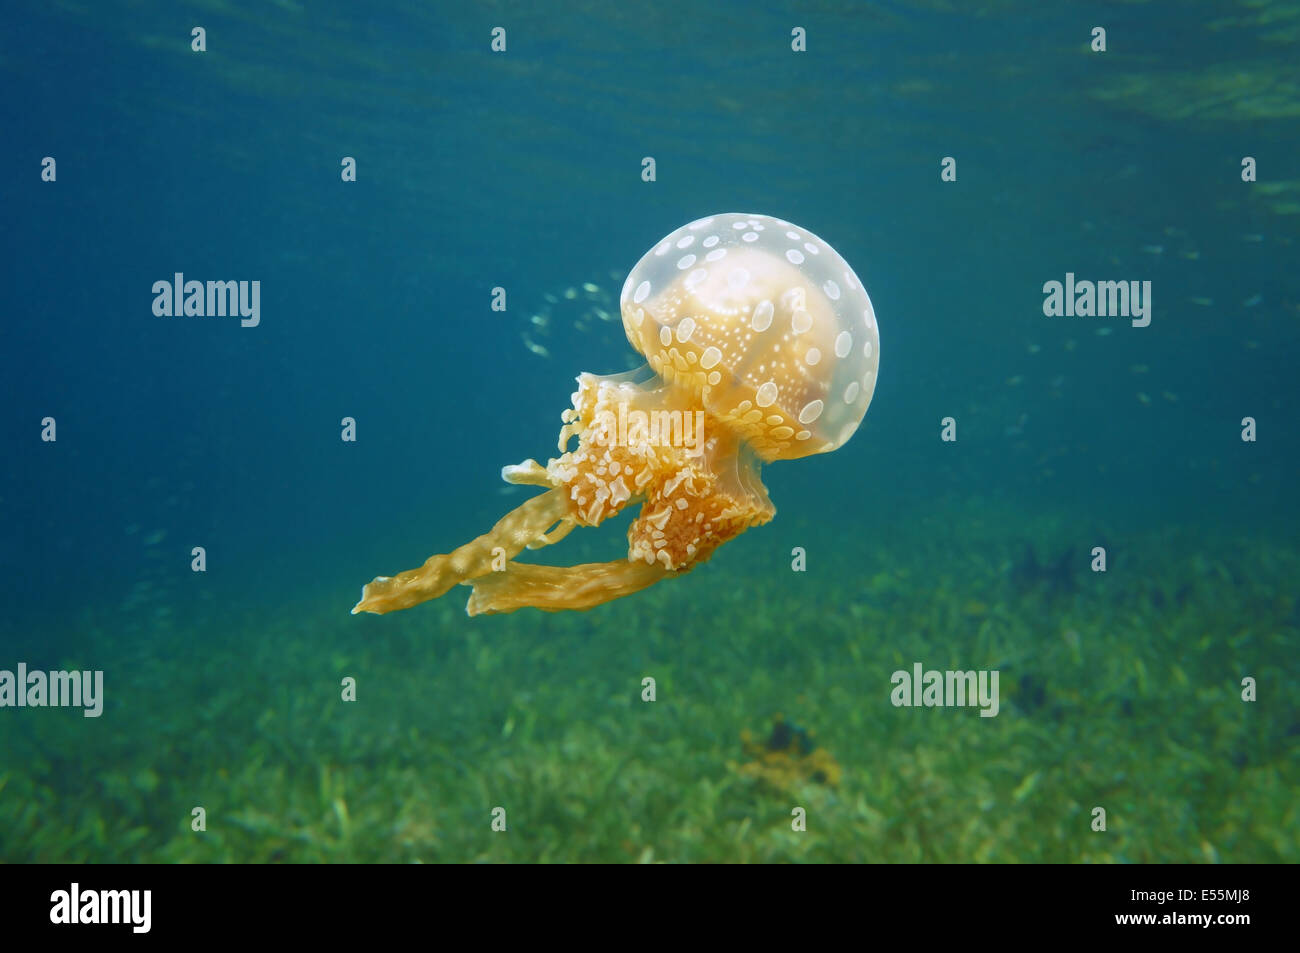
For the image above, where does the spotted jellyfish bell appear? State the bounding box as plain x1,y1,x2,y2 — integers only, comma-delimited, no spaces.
620,212,880,460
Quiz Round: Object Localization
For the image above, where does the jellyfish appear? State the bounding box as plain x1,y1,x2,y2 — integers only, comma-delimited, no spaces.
352,213,880,617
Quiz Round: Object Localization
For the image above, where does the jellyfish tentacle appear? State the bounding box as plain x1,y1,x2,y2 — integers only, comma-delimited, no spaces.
351,488,573,615
465,559,672,616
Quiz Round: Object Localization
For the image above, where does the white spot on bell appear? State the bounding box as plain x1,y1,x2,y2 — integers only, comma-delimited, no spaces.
835,330,852,358
755,381,778,407
798,399,823,424
751,299,774,332
634,281,651,304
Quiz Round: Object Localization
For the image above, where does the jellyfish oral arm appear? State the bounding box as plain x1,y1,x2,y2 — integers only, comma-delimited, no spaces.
350,488,572,615
465,559,670,616
350,369,771,616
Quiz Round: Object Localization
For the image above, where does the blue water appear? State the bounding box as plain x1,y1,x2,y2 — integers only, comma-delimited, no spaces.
1,1,1297,862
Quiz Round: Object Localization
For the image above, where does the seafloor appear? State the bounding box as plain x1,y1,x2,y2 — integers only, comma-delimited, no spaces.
2,496,1295,864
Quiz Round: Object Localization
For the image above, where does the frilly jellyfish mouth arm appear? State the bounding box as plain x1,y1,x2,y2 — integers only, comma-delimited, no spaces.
464,559,672,616
350,479,678,616
350,488,572,615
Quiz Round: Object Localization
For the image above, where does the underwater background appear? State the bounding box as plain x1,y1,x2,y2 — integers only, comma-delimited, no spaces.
1,0,1297,862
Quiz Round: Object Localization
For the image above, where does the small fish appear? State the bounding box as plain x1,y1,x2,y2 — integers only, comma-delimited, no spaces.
543,293,558,304
1240,233,1264,243
1141,244,1164,255
1163,226,1187,237
523,338,550,358
1006,375,1023,386
1027,343,1041,354
563,287,577,300
1161,391,1179,402
1136,392,1151,405
143,529,167,546
529,314,549,327
1243,294,1262,307
1096,327,1113,336
582,282,600,294
1189,296,1213,306
1130,364,1149,374
1179,250,1200,260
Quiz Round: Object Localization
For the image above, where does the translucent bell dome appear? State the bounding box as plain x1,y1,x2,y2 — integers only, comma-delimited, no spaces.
620,212,879,461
